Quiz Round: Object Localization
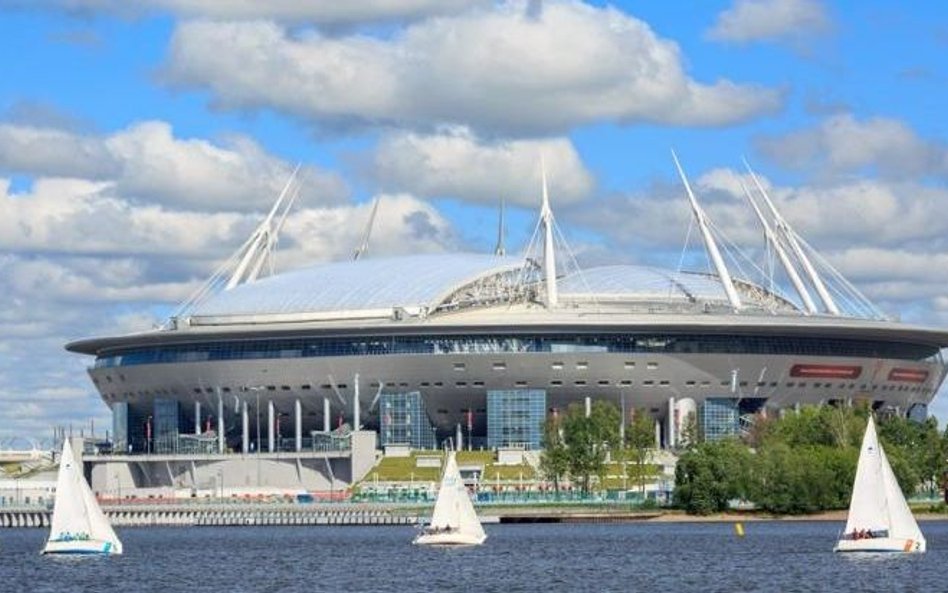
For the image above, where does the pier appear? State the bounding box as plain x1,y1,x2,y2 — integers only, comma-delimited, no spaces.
0,503,422,528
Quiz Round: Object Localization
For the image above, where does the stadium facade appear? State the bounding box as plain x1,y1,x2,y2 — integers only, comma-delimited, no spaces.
66,163,948,466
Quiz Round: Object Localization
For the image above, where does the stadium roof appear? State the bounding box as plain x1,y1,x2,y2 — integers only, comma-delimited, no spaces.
189,253,527,318
185,253,745,322
559,265,728,303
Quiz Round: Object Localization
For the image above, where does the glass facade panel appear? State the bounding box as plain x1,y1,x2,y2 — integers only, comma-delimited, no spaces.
700,398,739,441
112,401,129,453
487,389,546,450
379,391,437,450
153,398,181,454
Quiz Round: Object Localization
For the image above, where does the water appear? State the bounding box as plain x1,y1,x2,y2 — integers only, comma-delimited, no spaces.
3,520,947,592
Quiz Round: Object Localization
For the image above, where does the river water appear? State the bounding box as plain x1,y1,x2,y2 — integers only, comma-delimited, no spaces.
3,520,947,592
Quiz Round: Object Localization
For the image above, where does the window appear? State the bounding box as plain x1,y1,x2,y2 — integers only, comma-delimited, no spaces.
453,363,466,371
551,362,564,370
646,362,658,370
574,380,587,386
576,362,589,370
550,380,563,386
624,361,635,369
492,362,506,371
598,380,610,386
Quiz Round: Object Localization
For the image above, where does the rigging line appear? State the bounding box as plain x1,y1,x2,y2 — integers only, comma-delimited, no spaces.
672,216,696,301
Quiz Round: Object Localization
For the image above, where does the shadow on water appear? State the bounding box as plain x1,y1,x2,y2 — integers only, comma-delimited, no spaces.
1,520,946,593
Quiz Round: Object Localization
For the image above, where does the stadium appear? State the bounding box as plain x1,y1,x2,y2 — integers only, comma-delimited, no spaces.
65,162,948,493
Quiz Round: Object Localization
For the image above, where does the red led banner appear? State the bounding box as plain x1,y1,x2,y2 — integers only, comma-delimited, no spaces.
789,364,862,379
887,368,929,383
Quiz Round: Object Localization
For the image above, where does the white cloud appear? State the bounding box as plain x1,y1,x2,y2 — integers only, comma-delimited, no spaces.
0,120,349,211
164,2,782,134
0,0,488,25
706,0,830,44
756,114,948,180
369,129,594,206
0,122,116,178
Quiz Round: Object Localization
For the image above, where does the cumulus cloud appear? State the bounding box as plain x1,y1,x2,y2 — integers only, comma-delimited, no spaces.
368,129,594,206
0,0,488,25
706,0,831,44
0,120,349,211
756,114,948,180
164,1,782,135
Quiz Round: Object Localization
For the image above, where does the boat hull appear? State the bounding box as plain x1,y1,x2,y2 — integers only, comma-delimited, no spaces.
834,537,925,554
42,538,122,555
413,531,487,546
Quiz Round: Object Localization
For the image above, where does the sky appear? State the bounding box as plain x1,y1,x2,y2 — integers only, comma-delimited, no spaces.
1,0,948,443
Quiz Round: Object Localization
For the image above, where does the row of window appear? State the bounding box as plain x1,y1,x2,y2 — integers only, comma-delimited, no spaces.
99,377,932,402
92,333,941,369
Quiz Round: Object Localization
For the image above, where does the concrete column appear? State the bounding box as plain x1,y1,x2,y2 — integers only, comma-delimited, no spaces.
654,419,661,449
295,399,302,453
584,396,591,418
242,401,249,454
217,390,224,454
195,401,202,435
353,373,361,430
456,423,463,452
667,396,676,449
268,400,275,453
324,397,331,433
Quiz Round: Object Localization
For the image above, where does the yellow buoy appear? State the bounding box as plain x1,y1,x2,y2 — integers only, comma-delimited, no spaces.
734,522,745,537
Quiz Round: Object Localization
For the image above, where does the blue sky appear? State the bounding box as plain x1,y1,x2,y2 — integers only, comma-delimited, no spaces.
1,0,947,442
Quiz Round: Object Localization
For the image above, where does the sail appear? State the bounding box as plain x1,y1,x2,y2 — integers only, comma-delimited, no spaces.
878,438,924,543
429,452,462,530
843,416,923,545
429,452,485,540
45,439,122,554
843,416,889,534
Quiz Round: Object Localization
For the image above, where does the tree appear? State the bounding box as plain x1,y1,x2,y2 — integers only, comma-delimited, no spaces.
561,400,621,494
626,408,655,496
539,414,570,495
674,439,752,514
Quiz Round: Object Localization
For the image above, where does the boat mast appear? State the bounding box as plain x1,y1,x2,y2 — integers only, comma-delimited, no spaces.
541,158,558,308
738,178,818,314
744,160,840,315
671,150,742,310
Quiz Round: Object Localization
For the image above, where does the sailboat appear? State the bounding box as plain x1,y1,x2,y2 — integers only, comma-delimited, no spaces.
413,450,486,546
42,439,123,555
834,415,925,553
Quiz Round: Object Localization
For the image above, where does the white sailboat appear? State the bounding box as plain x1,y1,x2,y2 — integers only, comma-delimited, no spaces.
42,439,123,555
413,450,486,546
834,415,925,553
